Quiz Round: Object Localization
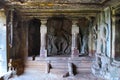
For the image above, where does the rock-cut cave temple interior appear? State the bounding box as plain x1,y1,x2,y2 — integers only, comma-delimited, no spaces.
0,0,120,80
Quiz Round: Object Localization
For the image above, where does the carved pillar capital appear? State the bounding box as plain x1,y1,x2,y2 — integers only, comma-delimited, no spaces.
72,19,78,25
72,19,79,34
41,19,47,25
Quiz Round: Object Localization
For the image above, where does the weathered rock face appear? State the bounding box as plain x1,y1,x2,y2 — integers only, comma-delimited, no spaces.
28,18,41,56
47,16,72,56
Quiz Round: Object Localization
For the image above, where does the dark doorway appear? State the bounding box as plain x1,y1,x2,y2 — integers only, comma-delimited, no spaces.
28,18,41,56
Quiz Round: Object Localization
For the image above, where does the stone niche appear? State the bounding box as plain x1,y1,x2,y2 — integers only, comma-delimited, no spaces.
47,16,72,56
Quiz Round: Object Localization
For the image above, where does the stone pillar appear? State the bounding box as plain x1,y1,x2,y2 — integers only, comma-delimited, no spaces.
71,20,79,57
111,15,115,59
40,19,47,57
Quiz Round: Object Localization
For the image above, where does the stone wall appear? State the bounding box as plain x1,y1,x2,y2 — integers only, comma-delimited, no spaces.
7,9,27,60
92,7,120,80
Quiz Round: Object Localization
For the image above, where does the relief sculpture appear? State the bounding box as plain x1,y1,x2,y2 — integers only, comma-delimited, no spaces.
7,10,13,48
47,17,72,56
97,13,109,56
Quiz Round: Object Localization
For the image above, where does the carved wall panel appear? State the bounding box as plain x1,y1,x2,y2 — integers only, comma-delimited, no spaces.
47,16,72,56
28,18,41,56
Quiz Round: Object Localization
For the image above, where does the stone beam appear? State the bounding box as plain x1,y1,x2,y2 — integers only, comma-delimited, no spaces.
20,13,97,20
5,0,108,4
19,9,101,13
12,4,103,10
19,9,101,19
105,0,120,8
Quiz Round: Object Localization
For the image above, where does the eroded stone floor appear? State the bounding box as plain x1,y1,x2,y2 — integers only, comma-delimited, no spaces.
9,71,105,80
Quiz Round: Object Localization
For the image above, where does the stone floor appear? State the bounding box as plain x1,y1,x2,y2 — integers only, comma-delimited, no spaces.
9,71,105,80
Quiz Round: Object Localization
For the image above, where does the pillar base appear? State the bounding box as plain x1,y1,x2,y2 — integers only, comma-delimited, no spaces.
71,47,79,57
40,49,47,57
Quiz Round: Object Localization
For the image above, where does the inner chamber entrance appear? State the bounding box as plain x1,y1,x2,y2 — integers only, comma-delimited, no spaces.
28,18,41,56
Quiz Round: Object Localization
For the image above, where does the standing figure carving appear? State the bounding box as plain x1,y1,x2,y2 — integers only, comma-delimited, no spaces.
80,34,88,54
99,22,109,56
97,13,109,56
93,25,98,51
78,18,89,55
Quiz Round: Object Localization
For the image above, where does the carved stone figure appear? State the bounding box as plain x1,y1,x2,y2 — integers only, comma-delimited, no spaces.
96,13,109,56
8,59,13,71
93,25,98,51
80,34,88,54
100,23,109,55
47,17,71,56
7,9,13,48
8,22,13,48
78,18,89,55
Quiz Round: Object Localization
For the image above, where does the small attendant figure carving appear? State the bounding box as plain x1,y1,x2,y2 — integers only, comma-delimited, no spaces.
8,59,13,71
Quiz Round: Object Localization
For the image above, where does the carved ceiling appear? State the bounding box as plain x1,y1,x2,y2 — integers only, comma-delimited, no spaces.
1,0,120,19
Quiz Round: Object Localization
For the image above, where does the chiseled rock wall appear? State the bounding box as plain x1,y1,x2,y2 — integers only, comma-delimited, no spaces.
92,7,120,80
7,9,27,60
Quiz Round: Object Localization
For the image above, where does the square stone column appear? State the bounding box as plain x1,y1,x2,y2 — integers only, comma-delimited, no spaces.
71,20,79,57
40,19,47,57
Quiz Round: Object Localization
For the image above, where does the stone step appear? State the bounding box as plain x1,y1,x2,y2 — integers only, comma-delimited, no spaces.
50,62,68,69
25,57,93,75
26,61,47,66
77,67,91,73
73,62,92,68
25,65,47,73
25,65,46,68
24,68,46,73
50,69,69,77
25,60,48,73
46,57,69,61
25,67,46,71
